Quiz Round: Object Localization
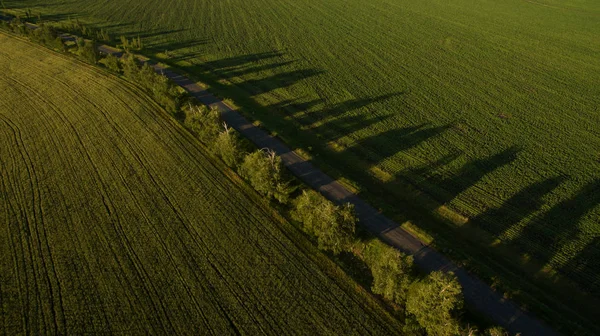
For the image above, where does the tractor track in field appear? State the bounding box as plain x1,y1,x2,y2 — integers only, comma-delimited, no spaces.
94,45,559,335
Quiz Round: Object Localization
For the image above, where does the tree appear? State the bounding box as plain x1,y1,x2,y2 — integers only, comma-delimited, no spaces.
406,271,464,336
291,190,357,254
484,326,508,336
365,241,415,304
104,53,120,73
120,53,140,79
184,104,221,144
214,123,244,168
239,149,290,204
80,39,98,64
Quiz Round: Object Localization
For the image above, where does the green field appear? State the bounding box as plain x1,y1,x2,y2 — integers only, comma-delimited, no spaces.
0,34,404,334
5,0,599,330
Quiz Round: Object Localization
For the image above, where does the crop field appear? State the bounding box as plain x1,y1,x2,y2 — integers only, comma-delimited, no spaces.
0,34,404,334
5,0,599,329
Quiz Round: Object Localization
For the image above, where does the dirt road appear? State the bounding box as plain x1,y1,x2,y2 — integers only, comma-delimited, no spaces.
140,61,558,336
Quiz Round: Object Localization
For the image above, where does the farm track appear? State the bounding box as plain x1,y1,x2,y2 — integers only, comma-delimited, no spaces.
91,44,555,335
0,34,403,335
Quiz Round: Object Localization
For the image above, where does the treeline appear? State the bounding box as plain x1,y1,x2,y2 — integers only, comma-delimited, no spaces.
158,96,508,335
0,17,100,65
0,16,510,335
101,54,183,114
97,47,509,336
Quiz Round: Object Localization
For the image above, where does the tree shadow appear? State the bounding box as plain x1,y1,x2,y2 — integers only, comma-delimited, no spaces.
293,93,402,127
513,179,600,268
202,51,284,71
334,251,374,290
267,98,324,117
404,152,462,182
423,146,521,205
350,124,453,166
135,28,189,40
561,236,600,297
308,113,393,144
4,1,78,9
472,176,566,237
216,61,297,79
240,69,324,96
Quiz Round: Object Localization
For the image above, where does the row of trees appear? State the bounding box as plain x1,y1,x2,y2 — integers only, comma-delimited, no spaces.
181,104,293,204
290,188,469,335
59,18,111,42
7,19,508,333
137,74,504,335
0,17,102,65
101,54,183,114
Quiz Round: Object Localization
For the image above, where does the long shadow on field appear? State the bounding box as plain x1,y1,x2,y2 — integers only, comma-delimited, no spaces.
135,28,190,40
4,1,76,9
422,146,520,205
184,51,324,96
561,236,600,297
471,176,566,237
349,124,453,166
294,93,400,124
202,51,284,70
240,69,324,96
511,179,600,289
146,38,209,61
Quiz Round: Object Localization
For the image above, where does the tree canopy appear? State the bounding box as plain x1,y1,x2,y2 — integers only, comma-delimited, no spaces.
406,271,464,336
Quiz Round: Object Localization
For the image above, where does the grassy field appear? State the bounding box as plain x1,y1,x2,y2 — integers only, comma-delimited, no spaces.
5,0,599,331
0,33,405,334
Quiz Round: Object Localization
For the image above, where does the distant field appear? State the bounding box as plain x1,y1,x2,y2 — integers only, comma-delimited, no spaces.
6,0,599,329
0,34,402,334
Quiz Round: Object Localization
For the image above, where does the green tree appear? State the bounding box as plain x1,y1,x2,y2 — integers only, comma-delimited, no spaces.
406,271,464,336
292,190,357,254
80,39,98,64
184,105,221,143
484,326,507,336
214,123,244,168
104,53,121,73
239,149,290,204
120,53,139,79
365,241,415,304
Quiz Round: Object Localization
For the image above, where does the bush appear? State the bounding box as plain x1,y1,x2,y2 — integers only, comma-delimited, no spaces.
406,271,464,336
291,190,357,254
239,149,290,204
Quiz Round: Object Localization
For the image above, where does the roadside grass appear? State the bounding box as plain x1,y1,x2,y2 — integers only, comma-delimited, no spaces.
4,0,599,333
0,33,404,334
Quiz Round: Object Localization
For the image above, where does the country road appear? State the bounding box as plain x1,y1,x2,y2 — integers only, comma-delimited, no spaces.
132,57,559,336
0,18,558,334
